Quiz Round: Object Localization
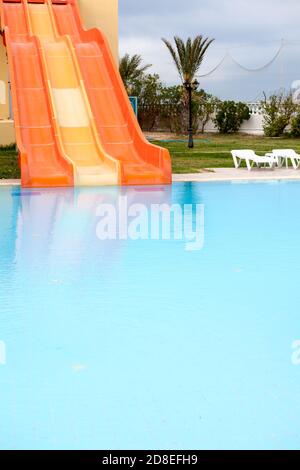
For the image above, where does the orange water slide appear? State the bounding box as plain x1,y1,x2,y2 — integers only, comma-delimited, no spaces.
0,0,74,187
1,0,171,187
51,0,172,185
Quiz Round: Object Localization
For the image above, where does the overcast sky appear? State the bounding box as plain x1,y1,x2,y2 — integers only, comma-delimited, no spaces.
119,0,300,101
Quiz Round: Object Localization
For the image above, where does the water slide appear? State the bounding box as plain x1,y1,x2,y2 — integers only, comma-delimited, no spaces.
0,0,171,187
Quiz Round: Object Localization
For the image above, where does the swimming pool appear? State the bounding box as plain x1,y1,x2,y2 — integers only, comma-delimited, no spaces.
0,181,300,450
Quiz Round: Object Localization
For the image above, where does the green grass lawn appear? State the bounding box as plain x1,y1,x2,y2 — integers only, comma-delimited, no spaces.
1,134,300,178
151,134,300,173
0,145,20,179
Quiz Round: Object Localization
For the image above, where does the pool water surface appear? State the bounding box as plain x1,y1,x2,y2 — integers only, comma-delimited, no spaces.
0,181,300,450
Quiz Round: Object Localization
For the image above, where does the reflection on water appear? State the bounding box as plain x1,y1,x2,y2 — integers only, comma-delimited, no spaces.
13,185,173,266
7,184,204,272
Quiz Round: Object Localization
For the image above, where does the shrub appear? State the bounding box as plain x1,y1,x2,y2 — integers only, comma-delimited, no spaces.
261,91,297,137
0,144,17,152
214,101,250,133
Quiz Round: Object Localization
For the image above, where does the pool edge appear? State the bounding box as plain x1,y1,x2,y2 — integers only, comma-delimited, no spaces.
2,169,300,187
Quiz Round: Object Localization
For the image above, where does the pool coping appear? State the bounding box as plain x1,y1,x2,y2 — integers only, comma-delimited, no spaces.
0,179,20,186
1,169,300,186
173,168,300,183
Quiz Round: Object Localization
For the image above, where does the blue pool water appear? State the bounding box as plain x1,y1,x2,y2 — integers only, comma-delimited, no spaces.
0,181,300,450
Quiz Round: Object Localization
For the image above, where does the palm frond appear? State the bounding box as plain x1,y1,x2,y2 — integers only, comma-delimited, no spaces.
162,38,183,81
119,53,152,93
162,35,215,84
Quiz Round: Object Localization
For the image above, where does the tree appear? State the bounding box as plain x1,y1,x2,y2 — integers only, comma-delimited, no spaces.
162,36,214,83
214,101,250,134
134,74,164,131
291,109,300,137
195,90,220,133
162,36,214,147
119,54,152,94
261,91,297,137
160,85,185,133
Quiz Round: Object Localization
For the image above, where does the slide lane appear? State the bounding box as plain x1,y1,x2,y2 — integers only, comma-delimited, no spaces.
0,0,74,187
51,0,172,185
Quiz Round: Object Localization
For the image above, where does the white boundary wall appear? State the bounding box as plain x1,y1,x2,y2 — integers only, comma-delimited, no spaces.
203,103,264,135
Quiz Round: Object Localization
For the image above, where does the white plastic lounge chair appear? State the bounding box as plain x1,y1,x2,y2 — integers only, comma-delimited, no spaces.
231,150,277,171
271,149,300,169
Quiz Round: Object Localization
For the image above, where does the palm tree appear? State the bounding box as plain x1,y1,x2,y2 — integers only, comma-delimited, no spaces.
162,36,214,147
119,54,152,94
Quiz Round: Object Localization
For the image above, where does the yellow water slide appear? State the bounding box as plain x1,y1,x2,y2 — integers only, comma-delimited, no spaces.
26,0,120,186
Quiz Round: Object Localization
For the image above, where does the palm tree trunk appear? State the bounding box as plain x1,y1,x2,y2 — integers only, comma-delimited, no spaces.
188,87,194,148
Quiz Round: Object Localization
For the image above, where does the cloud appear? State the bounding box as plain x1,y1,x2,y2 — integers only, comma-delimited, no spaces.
119,0,300,100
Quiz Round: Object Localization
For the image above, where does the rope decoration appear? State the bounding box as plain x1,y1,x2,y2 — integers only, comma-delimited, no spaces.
197,40,286,77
